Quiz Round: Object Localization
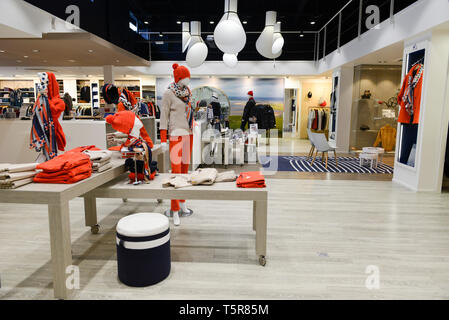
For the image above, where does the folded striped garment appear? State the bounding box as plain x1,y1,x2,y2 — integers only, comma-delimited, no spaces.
0,163,38,173
0,177,34,189
0,171,38,182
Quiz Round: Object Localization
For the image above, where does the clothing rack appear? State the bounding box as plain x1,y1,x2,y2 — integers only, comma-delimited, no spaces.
307,106,330,133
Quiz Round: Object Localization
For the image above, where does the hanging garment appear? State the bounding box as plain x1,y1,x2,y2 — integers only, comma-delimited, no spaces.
117,88,138,112
240,97,257,130
63,93,73,116
80,86,91,103
373,125,397,152
398,63,424,124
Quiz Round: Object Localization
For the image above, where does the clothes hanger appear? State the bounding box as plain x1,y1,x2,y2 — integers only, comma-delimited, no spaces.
411,57,424,67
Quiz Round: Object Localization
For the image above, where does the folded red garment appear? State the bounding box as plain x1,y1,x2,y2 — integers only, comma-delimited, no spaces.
35,162,92,180
237,171,266,188
33,171,92,184
37,152,91,173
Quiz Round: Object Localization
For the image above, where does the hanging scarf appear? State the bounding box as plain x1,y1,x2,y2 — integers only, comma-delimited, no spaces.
402,64,423,118
30,94,57,161
168,82,193,130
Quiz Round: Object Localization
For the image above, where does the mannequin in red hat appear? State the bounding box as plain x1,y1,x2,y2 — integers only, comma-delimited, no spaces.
160,63,194,226
240,90,257,131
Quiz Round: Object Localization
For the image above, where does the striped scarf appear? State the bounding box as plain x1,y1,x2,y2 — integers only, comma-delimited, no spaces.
402,64,423,118
168,82,193,130
30,94,57,160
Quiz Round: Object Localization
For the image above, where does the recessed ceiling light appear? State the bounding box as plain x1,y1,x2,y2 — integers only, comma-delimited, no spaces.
242,21,247,24
144,21,149,25
176,21,182,24
68,59,76,63
0,50,5,53
155,41,164,45
310,21,316,25
88,49,94,53
23,55,29,58
32,49,39,53
159,33,163,37
210,21,215,24
16,60,22,63
116,60,120,63
300,34,304,37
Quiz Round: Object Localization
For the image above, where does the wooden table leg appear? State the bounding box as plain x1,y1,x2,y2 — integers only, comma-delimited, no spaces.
84,194,99,234
48,201,73,299
252,200,257,231
255,200,267,266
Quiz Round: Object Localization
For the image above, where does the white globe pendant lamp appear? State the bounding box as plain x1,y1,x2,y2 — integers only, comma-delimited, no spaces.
272,22,284,55
182,22,191,53
214,0,246,54
223,53,238,68
256,11,282,59
186,21,208,68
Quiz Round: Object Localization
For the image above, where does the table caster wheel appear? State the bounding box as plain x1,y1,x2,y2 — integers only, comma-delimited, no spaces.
91,224,100,235
157,199,163,204
259,255,266,266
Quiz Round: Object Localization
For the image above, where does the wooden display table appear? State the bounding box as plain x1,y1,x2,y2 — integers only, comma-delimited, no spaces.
87,174,268,266
0,145,167,299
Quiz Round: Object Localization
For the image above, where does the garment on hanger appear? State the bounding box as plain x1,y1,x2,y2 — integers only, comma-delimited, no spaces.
398,63,424,124
80,86,91,103
373,125,397,152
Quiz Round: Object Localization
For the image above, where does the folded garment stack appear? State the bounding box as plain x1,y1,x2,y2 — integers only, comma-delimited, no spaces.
83,150,113,173
0,163,38,189
34,152,92,184
236,171,266,188
162,168,239,189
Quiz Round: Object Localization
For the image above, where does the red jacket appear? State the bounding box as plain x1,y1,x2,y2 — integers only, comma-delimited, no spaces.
397,64,423,124
47,72,67,150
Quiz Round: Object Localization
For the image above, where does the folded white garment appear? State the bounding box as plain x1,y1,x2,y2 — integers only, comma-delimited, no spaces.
215,170,238,183
189,168,218,185
92,160,111,169
83,150,112,163
94,163,113,173
0,163,38,173
0,177,34,189
162,175,191,189
0,171,38,182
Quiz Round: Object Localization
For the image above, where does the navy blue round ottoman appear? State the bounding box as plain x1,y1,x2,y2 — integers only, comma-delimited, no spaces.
116,213,171,287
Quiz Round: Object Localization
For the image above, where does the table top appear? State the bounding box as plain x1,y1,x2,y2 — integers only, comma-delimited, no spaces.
359,153,378,160
92,173,268,201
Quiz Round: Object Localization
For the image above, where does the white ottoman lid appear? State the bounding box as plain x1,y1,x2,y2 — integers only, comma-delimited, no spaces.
117,213,169,237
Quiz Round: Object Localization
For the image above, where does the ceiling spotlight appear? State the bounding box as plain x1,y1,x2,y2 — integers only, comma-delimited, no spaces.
32,49,39,53
214,0,246,54
300,34,304,37
310,21,316,25
186,21,208,68
177,21,182,24
210,21,215,24
144,21,149,25
159,33,163,37
88,49,94,53
23,55,29,58
242,21,247,24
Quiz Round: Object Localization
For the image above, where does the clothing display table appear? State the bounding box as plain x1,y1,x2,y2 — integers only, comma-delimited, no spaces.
0,145,166,299
87,173,268,266
359,152,379,169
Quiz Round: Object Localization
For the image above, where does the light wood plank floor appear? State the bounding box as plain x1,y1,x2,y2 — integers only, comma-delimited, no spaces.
1,178,449,300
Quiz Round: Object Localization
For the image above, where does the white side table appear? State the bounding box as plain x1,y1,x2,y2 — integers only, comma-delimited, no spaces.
359,152,378,169
363,147,385,163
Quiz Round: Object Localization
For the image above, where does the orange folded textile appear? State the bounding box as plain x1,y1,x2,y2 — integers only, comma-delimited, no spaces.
37,152,91,173
33,170,92,184
67,145,100,154
237,171,266,188
35,162,92,180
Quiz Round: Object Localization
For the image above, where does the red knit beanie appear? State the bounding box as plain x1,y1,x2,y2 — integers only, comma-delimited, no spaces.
173,63,191,83
106,111,142,137
248,91,254,97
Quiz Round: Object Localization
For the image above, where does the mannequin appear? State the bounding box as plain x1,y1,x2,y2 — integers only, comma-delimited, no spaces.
160,64,194,226
240,91,257,131
209,93,222,131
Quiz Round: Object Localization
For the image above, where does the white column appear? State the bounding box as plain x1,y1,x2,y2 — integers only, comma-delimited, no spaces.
335,66,354,153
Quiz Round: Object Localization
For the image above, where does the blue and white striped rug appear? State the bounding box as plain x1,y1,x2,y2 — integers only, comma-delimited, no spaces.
260,156,394,174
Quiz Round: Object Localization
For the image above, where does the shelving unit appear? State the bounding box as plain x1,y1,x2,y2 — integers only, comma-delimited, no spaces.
76,80,91,104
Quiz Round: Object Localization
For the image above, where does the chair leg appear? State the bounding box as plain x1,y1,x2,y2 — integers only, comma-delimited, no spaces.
311,150,318,166
309,146,315,158
325,152,328,169
334,150,338,167
321,152,325,164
